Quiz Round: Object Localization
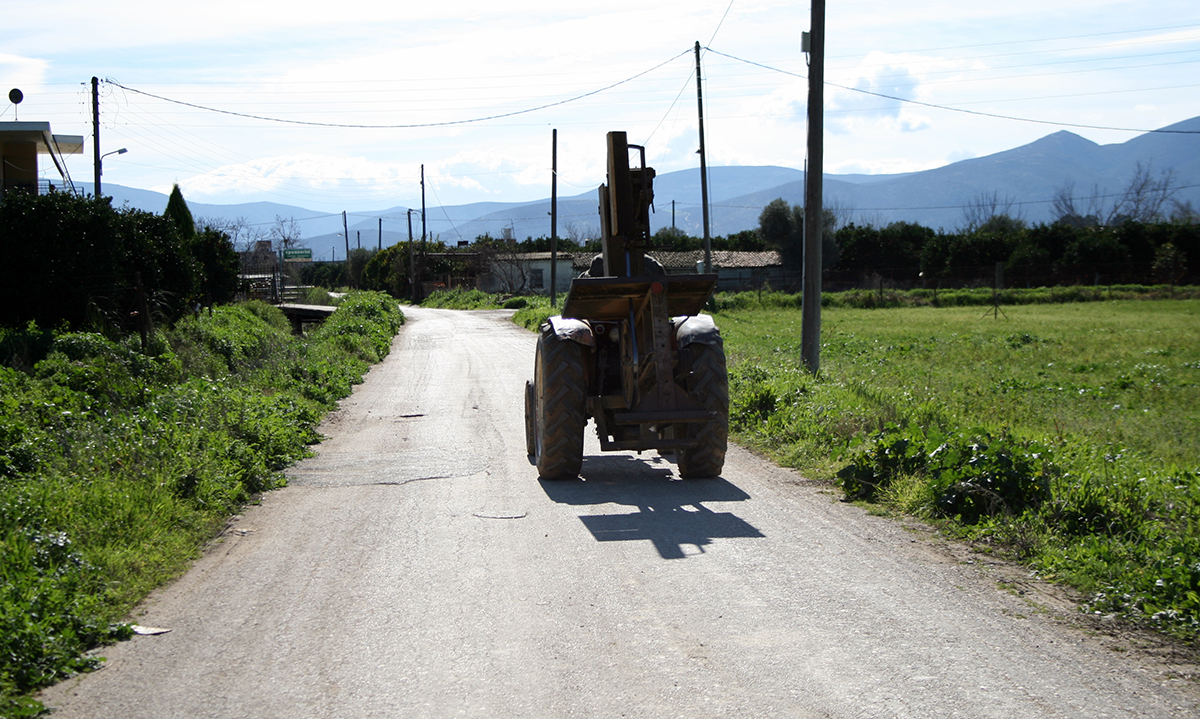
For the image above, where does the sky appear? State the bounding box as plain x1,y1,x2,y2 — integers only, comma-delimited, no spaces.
3,1,1199,219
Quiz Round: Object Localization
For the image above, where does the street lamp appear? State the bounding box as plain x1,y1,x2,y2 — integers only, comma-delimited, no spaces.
96,147,127,197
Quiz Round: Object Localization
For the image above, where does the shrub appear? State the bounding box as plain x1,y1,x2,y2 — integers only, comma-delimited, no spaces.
837,425,1055,523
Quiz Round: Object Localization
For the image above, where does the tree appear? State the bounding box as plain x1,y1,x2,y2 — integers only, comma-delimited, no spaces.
961,190,1025,234
1152,243,1188,286
836,221,930,277
565,222,596,244
195,215,267,252
1,191,198,330
1052,163,1180,226
758,198,802,269
346,248,375,290
474,236,530,292
190,227,241,306
164,184,195,239
270,216,303,250
1053,229,1130,283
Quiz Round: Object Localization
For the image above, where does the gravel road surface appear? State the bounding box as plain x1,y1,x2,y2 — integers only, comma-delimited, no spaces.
42,306,1198,718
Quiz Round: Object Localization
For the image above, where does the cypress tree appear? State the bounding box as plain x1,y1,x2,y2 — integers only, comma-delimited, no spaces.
164,183,195,239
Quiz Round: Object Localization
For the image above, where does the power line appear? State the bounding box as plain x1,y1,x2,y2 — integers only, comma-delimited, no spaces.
101,50,691,129
703,46,1200,135
825,22,1200,60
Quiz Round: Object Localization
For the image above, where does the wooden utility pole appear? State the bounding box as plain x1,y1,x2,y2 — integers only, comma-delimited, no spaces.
695,42,712,273
92,77,101,196
550,129,558,307
801,1,825,374
378,217,382,250
342,211,351,287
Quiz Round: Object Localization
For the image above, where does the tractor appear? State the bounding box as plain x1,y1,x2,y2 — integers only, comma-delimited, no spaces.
524,131,728,480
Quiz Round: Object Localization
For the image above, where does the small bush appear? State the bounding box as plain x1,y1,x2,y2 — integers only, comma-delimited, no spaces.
837,425,1056,523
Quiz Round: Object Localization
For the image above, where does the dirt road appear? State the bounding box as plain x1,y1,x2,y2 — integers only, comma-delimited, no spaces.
42,306,1198,717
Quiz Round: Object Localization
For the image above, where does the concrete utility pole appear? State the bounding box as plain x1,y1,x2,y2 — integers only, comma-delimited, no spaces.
695,42,712,273
550,128,558,307
407,209,416,300
92,77,101,196
801,1,825,374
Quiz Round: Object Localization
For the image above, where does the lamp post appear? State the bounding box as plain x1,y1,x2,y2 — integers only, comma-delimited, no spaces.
96,147,127,197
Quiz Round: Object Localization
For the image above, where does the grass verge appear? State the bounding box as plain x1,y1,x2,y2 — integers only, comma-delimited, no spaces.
0,292,403,716
718,298,1200,640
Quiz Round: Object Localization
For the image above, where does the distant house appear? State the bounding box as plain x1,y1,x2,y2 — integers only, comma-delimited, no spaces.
652,250,787,292
0,121,83,197
479,249,787,295
477,251,576,294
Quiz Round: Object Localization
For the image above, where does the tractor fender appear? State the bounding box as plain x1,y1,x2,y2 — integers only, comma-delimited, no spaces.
674,314,721,347
544,315,595,347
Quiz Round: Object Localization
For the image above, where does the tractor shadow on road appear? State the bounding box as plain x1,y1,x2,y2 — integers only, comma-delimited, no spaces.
538,454,764,559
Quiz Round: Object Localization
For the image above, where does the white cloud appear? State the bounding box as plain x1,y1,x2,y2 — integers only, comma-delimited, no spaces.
8,0,1197,211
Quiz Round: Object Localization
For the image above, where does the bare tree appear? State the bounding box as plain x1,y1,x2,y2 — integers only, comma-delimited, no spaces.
1170,199,1199,225
1052,163,1180,226
270,215,304,250
961,190,1025,232
566,221,596,244
476,241,529,293
824,197,855,233
1109,162,1177,223
197,215,268,252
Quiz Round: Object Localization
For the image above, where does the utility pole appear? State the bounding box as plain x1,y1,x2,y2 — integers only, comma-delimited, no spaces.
550,128,558,307
378,217,382,250
695,41,712,274
419,165,427,303
342,210,350,253
801,1,825,374
357,230,360,249
407,209,416,300
92,77,101,197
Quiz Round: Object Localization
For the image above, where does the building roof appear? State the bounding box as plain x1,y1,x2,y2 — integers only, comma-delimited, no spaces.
0,122,84,155
495,250,782,272
654,250,783,269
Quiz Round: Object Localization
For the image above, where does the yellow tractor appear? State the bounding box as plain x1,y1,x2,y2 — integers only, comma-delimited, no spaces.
525,131,728,479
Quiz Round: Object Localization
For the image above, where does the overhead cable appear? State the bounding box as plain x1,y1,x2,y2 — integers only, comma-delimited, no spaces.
101,50,691,129
703,47,1200,135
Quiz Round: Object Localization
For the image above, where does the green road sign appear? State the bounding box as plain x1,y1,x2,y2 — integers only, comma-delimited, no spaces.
283,248,313,262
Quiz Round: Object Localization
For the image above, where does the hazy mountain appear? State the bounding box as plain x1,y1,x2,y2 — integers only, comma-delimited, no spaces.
96,115,1200,260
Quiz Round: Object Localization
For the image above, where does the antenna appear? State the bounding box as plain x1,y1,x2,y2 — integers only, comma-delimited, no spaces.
8,88,22,120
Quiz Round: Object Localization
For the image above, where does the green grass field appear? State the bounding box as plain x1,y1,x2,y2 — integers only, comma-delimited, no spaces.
718,299,1200,639
722,300,1199,469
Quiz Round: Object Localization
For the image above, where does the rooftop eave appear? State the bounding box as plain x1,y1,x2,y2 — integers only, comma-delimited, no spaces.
0,122,84,154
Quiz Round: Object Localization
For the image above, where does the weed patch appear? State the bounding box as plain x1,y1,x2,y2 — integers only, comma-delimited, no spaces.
0,292,402,715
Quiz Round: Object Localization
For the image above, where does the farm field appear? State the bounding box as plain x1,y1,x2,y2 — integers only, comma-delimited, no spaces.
721,299,1200,471
717,298,1200,638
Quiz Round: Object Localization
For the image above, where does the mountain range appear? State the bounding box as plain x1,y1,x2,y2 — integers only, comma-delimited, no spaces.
91,116,1200,261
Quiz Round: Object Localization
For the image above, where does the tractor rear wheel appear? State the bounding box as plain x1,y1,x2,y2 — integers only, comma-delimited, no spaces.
534,328,587,479
676,340,729,478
